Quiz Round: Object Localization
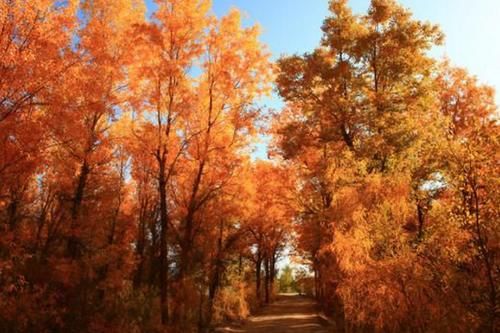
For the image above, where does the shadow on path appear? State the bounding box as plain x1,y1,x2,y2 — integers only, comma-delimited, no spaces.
216,294,334,333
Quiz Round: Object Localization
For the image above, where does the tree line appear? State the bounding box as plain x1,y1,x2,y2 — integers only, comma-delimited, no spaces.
0,0,498,333
273,1,499,332
1,1,293,332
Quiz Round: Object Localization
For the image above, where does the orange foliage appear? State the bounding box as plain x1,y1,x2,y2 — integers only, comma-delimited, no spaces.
0,1,498,333
275,1,499,332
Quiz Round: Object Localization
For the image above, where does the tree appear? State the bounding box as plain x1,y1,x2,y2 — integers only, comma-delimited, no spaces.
0,1,146,331
437,63,499,332
245,162,295,304
126,2,271,327
1,1,497,332
274,1,498,332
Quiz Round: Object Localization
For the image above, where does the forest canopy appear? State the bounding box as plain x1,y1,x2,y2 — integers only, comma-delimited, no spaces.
0,0,498,332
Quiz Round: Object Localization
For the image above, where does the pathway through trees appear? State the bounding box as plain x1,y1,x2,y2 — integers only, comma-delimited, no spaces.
217,295,334,333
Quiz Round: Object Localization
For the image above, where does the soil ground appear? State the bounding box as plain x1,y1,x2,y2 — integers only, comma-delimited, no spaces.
216,294,334,333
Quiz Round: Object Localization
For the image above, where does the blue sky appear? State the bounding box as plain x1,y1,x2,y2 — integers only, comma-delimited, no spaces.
145,0,500,158
207,0,500,92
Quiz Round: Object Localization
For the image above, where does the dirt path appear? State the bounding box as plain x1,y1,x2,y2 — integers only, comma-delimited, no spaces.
216,294,334,333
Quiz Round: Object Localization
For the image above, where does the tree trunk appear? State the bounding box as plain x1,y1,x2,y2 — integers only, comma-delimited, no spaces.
417,203,425,240
270,251,277,290
471,184,497,333
68,159,90,258
256,252,262,302
7,194,19,231
205,220,224,330
134,201,147,288
264,255,270,303
158,152,169,326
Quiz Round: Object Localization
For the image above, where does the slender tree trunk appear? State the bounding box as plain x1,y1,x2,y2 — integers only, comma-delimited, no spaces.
256,252,262,302
417,203,425,240
180,159,206,277
134,201,147,288
149,214,159,286
264,255,270,303
270,251,277,291
7,195,19,231
206,220,224,330
108,160,125,245
68,159,90,258
158,152,169,325
471,184,497,333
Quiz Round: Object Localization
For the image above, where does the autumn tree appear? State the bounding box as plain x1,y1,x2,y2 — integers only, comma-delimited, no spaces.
2,1,497,332
0,0,77,195
0,0,275,332
1,1,146,332
274,0,498,332
244,162,295,304
125,0,271,329
434,62,499,332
